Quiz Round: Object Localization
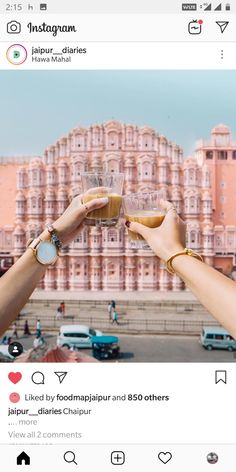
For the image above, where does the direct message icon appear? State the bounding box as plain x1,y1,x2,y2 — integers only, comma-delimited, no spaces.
54,371,67,384
158,452,172,464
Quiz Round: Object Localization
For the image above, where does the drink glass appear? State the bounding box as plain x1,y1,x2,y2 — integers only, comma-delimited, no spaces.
81,172,124,227
123,191,166,248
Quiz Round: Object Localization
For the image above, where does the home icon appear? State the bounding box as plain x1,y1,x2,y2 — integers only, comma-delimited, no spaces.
16,451,30,465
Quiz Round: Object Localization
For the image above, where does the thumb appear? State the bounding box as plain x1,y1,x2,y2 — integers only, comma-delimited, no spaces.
83,196,109,215
126,221,150,239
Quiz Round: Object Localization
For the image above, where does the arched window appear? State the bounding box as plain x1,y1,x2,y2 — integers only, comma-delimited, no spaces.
190,231,196,243
108,230,118,242
216,235,223,247
190,197,195,209
108,263,116,276
106,159,119,173
143,162,152,178
108,131,118,148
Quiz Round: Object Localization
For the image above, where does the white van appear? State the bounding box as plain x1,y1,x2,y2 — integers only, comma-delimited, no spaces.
200,327,236,351
57,325,103,349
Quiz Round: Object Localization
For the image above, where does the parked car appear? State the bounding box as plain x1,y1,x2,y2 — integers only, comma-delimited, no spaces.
0,345,14,360
200,327,236,351
92,336,120,360
57,325,103,349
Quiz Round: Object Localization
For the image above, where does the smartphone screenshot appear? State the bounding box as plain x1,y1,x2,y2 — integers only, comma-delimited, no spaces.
0,0,235,470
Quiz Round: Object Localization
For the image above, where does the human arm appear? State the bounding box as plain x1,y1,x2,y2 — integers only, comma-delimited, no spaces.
0,194,108,337
126,201,236,338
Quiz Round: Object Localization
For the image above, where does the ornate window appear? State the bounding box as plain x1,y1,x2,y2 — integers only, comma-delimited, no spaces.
206,151,213,159
215,235,223,247
108,230,118,242
218,151,228,160
190,231,196,243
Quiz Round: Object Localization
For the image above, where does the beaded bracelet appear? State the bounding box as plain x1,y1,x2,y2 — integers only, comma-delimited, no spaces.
46,224,62,249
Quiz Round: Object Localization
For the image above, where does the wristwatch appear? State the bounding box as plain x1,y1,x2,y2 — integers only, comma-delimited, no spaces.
27,237,58,266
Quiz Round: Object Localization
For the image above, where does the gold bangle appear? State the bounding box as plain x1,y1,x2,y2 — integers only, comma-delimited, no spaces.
166,248,203,274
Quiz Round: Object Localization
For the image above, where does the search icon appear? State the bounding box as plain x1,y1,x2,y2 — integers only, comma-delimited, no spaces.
64,451,78,465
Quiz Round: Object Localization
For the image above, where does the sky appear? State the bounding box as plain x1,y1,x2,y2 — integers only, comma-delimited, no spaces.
1,70,236,157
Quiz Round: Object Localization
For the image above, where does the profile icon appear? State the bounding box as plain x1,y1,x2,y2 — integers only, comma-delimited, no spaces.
7,20,21,34
207,452,219,464
6,44,27,65
8,341,23,357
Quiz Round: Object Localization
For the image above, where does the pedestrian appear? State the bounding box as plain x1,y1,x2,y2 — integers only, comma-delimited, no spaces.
112,310,119,325
56,305,62,319
12,322,18,338
33,334,44,349
36,319,41,337
1,335,7,345
60,301,65,317
111,300,116,310
24,320,31,335
107,301,113,321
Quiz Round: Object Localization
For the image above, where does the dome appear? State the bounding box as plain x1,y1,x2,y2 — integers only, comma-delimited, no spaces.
57,188,68,199
211,124,230,135
170,164,180,170
187,221,200,229
28,189,41,197
158,157,168,166
202,190,212,200
202,223,213,232
103,120,122,131
159,135,168,143
16,191,26,201
45,188,55,200
183,157,197,167
29,157,43,168
13,225,25,235
58,158,68,167
17,166,25,174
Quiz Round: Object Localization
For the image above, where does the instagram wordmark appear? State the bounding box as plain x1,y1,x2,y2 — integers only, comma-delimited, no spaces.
27,22,77,37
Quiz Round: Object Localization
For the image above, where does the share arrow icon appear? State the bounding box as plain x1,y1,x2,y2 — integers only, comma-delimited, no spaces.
54,371,68,384
216,21,229,33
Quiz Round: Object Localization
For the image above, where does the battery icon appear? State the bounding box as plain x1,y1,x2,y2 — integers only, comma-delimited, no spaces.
225,3,230,10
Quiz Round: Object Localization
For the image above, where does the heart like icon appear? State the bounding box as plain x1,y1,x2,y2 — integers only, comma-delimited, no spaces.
158,452,172,464
8,372,22,384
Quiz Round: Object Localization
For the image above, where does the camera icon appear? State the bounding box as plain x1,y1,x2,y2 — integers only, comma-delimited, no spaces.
7,20,21,34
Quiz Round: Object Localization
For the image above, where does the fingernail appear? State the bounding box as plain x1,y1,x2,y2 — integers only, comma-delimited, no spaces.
125,220,131,228
100,197,109,203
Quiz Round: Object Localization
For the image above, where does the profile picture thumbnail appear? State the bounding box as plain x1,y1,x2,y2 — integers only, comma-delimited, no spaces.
207,452,219,464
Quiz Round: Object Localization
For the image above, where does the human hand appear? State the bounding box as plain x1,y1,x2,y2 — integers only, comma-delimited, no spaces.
47,188,109,246
125,200,186,262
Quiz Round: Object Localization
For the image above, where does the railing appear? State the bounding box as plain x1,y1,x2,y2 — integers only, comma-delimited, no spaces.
26,298,209,313
14,314,220,335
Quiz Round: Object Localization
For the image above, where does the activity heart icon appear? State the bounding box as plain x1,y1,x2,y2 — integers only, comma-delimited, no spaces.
158,452,172,464
8,372,22,384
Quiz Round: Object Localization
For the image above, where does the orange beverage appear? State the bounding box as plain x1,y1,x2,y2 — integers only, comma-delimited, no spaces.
125,210,165,240
83,193,122,220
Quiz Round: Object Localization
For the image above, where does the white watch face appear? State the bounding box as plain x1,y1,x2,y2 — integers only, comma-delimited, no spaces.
37,241,57,265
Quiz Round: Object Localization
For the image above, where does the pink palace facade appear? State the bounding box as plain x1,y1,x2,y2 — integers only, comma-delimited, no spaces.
1,121,236,291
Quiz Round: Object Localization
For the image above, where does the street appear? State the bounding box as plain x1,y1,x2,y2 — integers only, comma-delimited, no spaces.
8,334,236,363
